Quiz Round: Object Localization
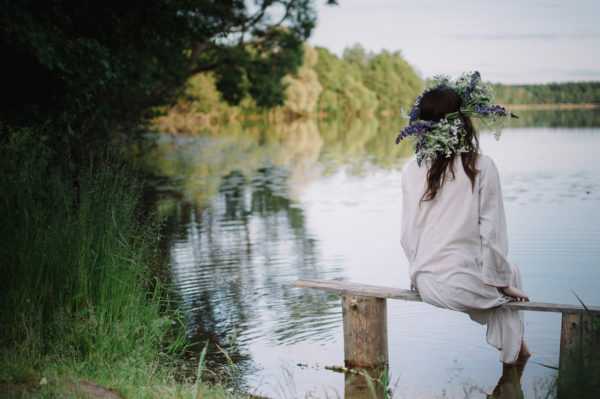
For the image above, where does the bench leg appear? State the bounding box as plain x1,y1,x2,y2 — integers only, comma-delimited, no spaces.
342,295,388,369
558,312,600,397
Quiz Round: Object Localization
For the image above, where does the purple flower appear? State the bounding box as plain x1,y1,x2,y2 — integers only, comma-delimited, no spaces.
474,104,507,117
408,95,422,122
409,106,420,122
395,120,434,144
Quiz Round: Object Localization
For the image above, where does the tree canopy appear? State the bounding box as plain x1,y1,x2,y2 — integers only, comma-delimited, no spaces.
1,0,337,151
154,43,424,134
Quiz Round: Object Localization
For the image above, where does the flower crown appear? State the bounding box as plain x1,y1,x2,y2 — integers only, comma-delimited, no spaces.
396,71,517,166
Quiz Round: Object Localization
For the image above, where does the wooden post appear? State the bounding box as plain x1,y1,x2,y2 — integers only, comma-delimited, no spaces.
558,312,600,398
342,295,388,369
560,313,600,368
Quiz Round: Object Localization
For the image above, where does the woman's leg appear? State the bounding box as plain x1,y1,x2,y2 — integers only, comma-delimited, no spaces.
468,263,527,364
416,269,527,364
492,262,529,365
511,263,531,363
518,339,531,362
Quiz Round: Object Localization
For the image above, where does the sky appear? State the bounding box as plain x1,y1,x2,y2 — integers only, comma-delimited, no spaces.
309,0,600,83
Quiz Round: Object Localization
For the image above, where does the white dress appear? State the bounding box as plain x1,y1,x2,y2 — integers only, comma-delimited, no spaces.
400,154,524,363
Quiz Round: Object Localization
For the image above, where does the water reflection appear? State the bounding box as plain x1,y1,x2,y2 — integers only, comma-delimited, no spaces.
147,109,600,397
339,362,528,399
487,363,527,399
160,164,345,356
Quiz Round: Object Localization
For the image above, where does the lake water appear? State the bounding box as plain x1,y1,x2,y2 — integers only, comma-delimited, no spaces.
148,110,600,398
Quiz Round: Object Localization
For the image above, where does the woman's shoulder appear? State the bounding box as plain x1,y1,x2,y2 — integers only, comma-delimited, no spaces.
477,153,499,173
401,156,418,174
476,154,502,185
400,157,422,189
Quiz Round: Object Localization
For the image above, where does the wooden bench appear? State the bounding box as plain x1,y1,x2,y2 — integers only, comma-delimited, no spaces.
294,279,600,371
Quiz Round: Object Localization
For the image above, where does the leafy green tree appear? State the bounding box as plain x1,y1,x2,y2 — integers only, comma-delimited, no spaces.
342,43,372,67
154,44,425,132
361,50,423,115
0,0,337,155
282,45,323,115
342,44,423,116
314,47,379,116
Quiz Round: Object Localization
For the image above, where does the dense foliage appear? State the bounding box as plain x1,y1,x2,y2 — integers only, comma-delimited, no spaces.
343,44,422,115
155,44,423,133
1,0,336,158
493,82,600,105
314,45,380,116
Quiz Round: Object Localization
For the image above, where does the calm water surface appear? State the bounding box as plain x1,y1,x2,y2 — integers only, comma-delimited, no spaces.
149,111,600,398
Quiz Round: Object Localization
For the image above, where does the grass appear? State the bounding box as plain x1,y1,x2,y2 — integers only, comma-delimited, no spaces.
0,128,247,398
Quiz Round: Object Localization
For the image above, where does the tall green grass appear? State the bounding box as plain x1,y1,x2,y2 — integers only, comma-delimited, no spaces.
0,129,241,398
0,127,172,353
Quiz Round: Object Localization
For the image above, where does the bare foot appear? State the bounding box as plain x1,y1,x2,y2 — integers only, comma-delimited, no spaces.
502,340,531,367
520,340,531,358
501,286,530,302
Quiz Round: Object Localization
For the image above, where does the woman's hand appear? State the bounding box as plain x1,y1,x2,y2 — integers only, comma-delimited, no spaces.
500,286,530,302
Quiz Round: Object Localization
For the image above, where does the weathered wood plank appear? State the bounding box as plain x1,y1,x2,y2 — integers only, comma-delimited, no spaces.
504,300,600,314
295,279,421,301
294,279,600,315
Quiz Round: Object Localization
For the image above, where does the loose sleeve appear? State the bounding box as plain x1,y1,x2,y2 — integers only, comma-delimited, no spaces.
400,169,419,289
479,158,512,287
400,168,415,263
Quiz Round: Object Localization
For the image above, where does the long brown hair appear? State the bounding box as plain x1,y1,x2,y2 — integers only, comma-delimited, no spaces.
417,87,479,202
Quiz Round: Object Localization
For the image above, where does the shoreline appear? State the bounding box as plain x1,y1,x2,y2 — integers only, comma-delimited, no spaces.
503,103,599,111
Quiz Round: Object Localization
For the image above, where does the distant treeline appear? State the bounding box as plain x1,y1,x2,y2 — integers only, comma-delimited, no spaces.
154,44,423,133
506,109,600,128
493,82,600,105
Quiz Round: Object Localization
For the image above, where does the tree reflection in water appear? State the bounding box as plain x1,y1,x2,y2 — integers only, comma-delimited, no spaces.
156,165,345,378
146,116,414,386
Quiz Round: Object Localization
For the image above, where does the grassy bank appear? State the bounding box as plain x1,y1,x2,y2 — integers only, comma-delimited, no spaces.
0,129,242,398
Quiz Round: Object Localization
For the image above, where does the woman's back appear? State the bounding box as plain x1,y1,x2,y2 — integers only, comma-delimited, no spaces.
402,154,508,285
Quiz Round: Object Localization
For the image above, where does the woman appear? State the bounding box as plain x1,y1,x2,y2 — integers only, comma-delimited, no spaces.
397,72,531,365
